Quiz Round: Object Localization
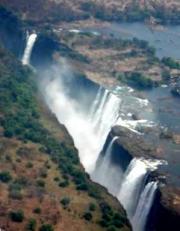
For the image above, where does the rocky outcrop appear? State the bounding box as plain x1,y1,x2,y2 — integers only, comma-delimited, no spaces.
0,6,25,57
147,186,180,231
110,125,158,159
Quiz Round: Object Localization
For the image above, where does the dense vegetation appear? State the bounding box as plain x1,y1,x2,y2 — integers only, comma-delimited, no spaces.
162,57,180,70
116,72,154,89
80,1,180,25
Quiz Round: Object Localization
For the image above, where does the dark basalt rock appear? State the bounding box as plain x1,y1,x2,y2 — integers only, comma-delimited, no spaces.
0,6,25,57
111,125,156,159
30,32,59,68
110,124,180,231
147,186,180,231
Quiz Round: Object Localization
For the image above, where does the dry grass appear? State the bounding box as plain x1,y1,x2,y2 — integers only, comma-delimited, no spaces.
0,136,107,231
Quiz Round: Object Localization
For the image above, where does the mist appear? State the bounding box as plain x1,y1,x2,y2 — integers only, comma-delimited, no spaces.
37,58,167,231
39,60,104,173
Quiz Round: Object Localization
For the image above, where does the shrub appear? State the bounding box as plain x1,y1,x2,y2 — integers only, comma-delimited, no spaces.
83,212,92,221
162,70,171,81
89,203,96,211
14,176,28,187
39,169,48,178
33,207,41,214
0,171,12,183
9,189,23,200
127,72,153,89
26,162,33,168
112,219,123,228
76,183,88,191
107,226,117,231
26,218,37,231
59,180,69,188
39,224,54,231
88,185,101,199
4,129,13,137
162,57,180,69
60,197,70,207
5,155,12,162
99,219,109,227
36,179,45,188
54,177,60,182
9,210,24,222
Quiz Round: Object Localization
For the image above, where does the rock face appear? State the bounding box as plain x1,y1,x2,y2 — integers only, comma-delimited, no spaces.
0,6,25,57
111,125,157,159
109,125,180,231
148,187,180,231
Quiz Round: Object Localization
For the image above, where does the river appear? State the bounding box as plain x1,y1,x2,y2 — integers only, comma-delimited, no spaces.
81,22,180,186
83,22,180,59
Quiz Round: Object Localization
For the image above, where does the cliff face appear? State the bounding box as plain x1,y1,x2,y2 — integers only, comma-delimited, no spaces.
109,125,180,231
0,6,25,57
148,187,180,231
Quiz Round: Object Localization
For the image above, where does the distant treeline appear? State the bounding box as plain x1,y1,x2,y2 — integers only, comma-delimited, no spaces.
80,2,180,25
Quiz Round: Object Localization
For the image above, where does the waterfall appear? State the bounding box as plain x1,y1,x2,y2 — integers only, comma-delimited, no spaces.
41,67,163,231
22,32,37,65
93,136,123,195
118,158,148,218
92,89,109,127
132,181,158,231
89,86,103,120
92,91,121,142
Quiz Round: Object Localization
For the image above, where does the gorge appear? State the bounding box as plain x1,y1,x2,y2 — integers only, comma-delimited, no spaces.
0,2,180,230
19,25,180,230
31,42,167,230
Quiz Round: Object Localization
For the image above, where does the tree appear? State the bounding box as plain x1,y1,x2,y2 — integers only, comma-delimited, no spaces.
9,210,24,222
39,224,54,231
0,171,12,183
83,212,93,221
60,197,70,207
26,218,37,231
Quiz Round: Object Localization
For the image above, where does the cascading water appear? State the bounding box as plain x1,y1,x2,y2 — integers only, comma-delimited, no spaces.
38,64,165,231
42,78,123,173
92,90,121,142
20,29,169,231
89,86,103,120
132,181,158,231
118,158,148,218
22,32,37,65
93,136,123,195
92,89,109,126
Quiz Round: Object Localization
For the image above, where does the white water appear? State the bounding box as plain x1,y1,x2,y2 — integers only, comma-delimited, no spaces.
93,136,123,195
132,181,158,231
41,73,121,173
92,90,121,146
118,158,148,218
40,65,164,231
22,32,37,65
90,86,104,120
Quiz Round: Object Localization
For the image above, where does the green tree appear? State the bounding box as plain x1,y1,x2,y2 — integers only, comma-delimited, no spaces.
9,210,24,222
39,224,54,231
26,218,37,231
0,171,12,183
